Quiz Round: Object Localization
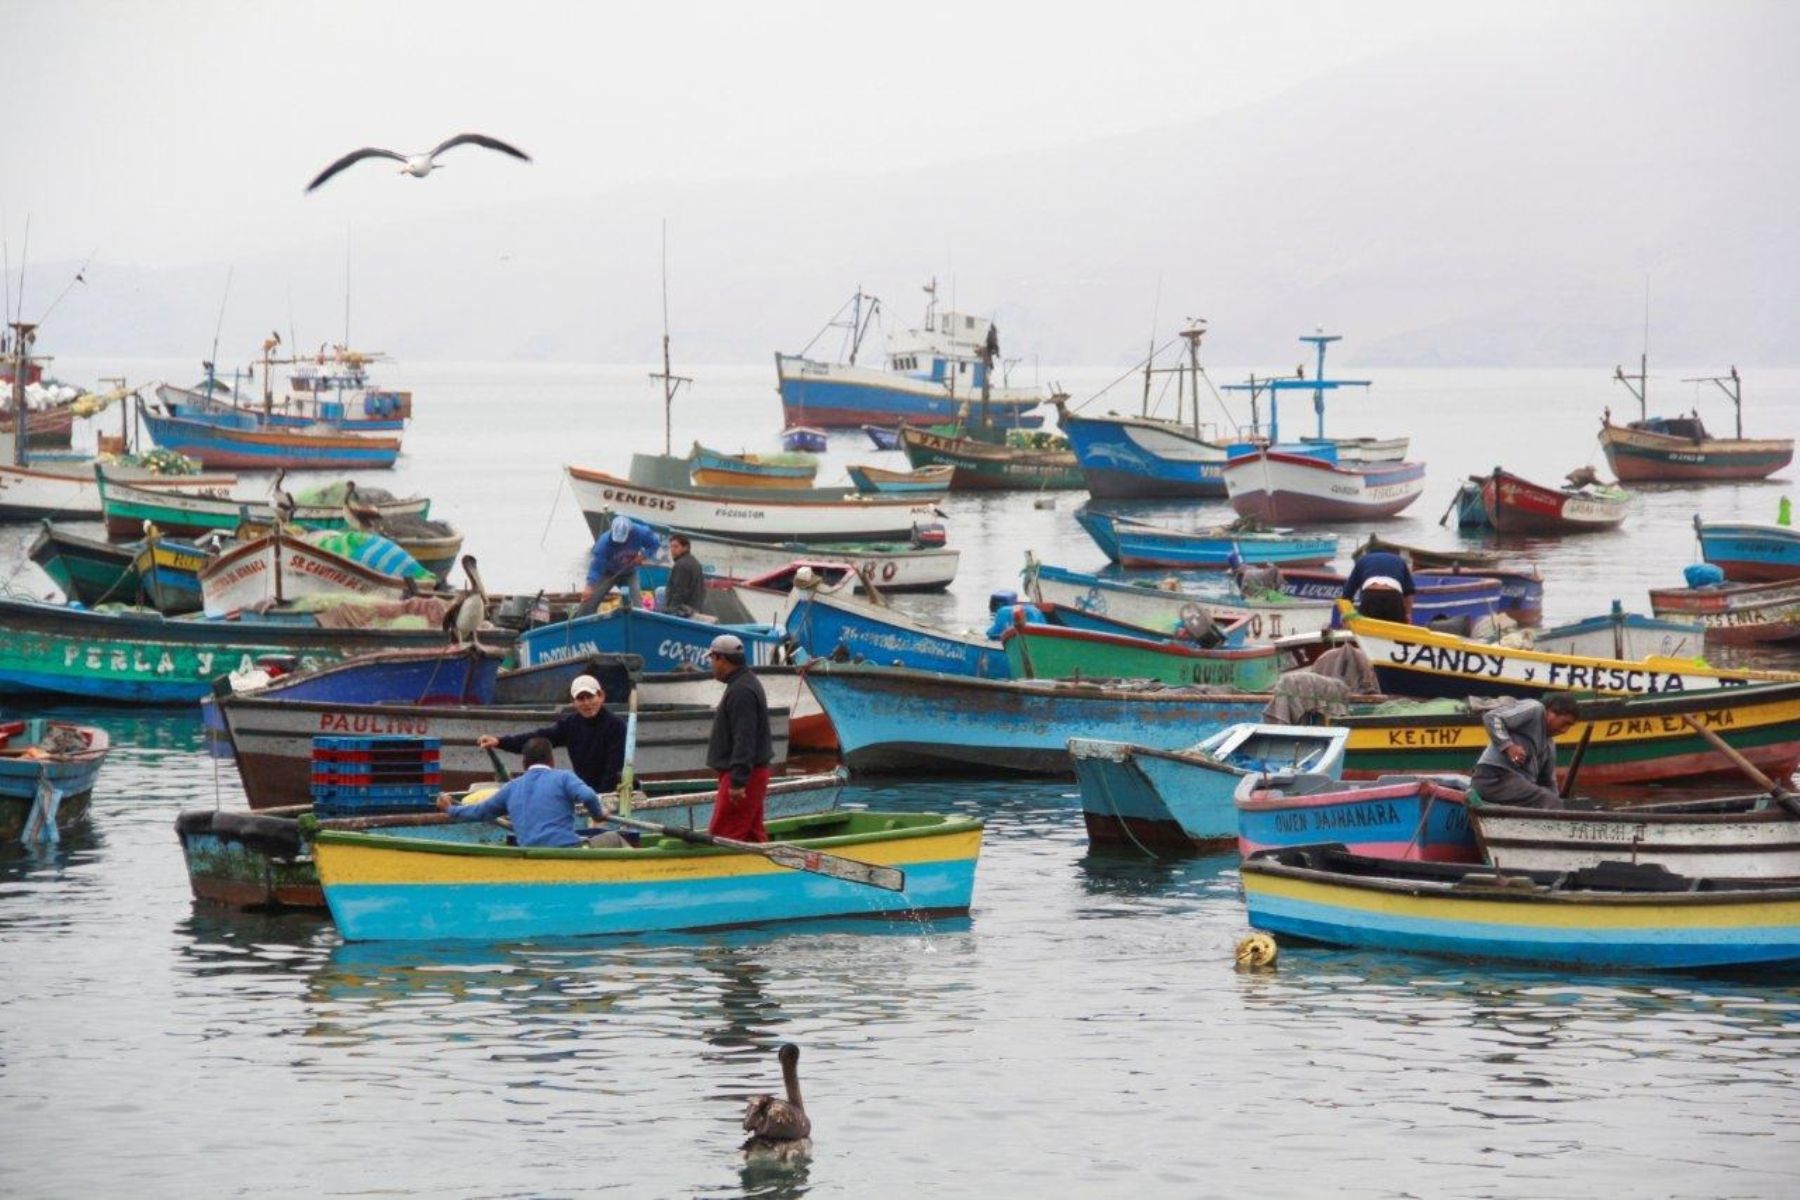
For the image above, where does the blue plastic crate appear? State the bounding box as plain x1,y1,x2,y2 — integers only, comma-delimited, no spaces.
310,781,442,802
312,735,443,752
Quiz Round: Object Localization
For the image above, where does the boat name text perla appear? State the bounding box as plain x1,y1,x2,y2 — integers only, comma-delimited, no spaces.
61,642,305,680
1382,640,1748,693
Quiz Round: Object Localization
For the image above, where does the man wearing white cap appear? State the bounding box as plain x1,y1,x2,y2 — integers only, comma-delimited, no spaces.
705,633,773,842
577,514,661,617
475,673,626,793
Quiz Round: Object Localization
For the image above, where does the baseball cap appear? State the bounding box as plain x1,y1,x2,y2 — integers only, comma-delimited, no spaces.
708,633,745,658
610,515,633,543
569,674,603,699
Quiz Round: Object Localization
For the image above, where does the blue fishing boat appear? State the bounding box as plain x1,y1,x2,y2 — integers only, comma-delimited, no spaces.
518,606,784,674
779,425,829,453
140,407,401,471
689,443,819,490
1022,559,1336,644
1284,569,1505,627
1236,775,1477,862
1694,516,1800,583
1068,725,1347,852
845,463,954,495
784,588,1007,677
1241,845,1800,971
132,531,210,615
1,717,109,844
1075,508,1338,570
804,661,1272,775
861,423,902,450
1454,477,1492,528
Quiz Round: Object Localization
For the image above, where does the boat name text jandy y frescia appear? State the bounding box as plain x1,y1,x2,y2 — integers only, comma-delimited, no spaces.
1383,640,1748,693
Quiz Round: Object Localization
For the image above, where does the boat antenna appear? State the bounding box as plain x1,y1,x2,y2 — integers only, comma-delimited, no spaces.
3,214,14,326
343,222,352,347
1613,281,1651,421
648,219,691,455
207,266,234,401
1682,367,1743,439
1141,275,1162,417
37,250,95,325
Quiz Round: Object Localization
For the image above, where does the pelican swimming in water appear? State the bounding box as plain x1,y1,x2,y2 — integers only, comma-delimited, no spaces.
305,133,531,193
742,1043,812,1163
444,555,487,644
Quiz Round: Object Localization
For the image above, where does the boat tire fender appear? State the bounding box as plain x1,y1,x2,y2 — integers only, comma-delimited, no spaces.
212,811,305,860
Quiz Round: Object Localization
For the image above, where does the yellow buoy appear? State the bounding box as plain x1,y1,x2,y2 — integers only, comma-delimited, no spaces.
1235,932,1278,971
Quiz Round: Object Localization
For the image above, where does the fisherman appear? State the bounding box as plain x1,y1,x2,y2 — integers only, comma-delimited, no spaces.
1471,693,1582,809
578,514,661,616
475,674,626,793
1342,546,1415,624
437,736,608,848
705,633,774,842
663,532,709,619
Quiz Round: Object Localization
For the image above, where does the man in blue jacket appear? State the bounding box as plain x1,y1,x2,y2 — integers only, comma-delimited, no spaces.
578,514,661,616
437,737,608,848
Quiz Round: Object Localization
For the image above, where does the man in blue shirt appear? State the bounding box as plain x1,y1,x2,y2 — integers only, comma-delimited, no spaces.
578,514,661,616
436,737,608,848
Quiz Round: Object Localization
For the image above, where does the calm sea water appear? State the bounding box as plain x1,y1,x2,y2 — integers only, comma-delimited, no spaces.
3,361,1798,1197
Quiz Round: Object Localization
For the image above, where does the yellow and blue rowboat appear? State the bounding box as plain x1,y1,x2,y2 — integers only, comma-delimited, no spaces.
312,810,982,941
1242,846,1800,970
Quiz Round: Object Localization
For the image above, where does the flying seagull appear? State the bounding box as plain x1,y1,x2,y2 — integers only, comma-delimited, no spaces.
305,133,531,193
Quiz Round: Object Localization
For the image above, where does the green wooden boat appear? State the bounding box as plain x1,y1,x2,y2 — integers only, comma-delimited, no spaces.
27,521,144,607
1000,619,1280,690
899,425,1085,491
96,470,430,541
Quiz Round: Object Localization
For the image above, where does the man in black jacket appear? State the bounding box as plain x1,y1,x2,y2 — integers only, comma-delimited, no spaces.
476,674,626,794
704,633,773,842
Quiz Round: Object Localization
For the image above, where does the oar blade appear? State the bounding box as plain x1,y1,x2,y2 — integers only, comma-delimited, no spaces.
762,844,906,892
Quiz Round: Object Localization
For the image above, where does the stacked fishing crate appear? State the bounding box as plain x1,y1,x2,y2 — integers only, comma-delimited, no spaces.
310,735,442,817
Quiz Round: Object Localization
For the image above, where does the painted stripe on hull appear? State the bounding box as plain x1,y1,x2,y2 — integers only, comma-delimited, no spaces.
1602,442,1792,483
1078,465,1226,499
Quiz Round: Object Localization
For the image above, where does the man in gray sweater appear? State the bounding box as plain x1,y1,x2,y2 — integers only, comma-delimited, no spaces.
1471,693,1582,808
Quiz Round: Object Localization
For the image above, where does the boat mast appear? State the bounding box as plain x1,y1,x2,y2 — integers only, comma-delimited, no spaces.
1682,367,1743,438
648,221,691,455
7,321,35,468
1615,288,1650,421
1180,320,1207,437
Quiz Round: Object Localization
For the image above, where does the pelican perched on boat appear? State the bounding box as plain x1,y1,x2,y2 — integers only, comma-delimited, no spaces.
742,1043,812,1162
444,555,487,644
305,133,532,193
270,469,297,527
341,480,385,530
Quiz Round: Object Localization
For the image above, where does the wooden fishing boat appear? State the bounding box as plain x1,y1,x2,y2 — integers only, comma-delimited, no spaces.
518,607,786,674
779,425,829,452
804,661,1274,775
1529,603,1705,661
96,469,429,541
0,595,512,703
1693,518,1800,583
861,423,902,450
689,443,820,490
1479,468,1629,534
1055,402,1237,499
1353,537,1544,625
1283,569,1505,628
131,530,210,615
213,644,506,708
1075,508,1337,570
198,530,430,618
783,587,1007,677
1453,477,1492,528
846,463,953,494
1342,605,1800,700
215,695,782,809
176,771,848,910
1236,775,1477,862
1338,683,1800,788
28,522,144,607
141,407,401,471
1021,558,1334,645
1473,796,1800,879
1001,614,1280,690
566,466,941,543
1649,577,1800,644
0,717,109,843
898,425,1084,491
0,456,237,523
313,808,983,940
1223,449,1428,523
1069,725,1347,852
0,399,77,447
1241,844,1800,970
638,527,958,594
1034,599,1252,648
1599,417,1792,483
158,378,409,433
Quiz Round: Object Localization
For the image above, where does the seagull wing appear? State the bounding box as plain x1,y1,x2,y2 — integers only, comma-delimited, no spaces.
429,133,532,163
305,147,408,193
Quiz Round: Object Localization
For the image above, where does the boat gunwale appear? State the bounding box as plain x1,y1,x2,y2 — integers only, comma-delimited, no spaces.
1241,853,1800,906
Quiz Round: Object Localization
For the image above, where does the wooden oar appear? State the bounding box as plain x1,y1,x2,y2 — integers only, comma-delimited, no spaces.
618,687,638,817
485,745,512,783
1558,722,1596,800
604,811,906,892
1679,713,1800,817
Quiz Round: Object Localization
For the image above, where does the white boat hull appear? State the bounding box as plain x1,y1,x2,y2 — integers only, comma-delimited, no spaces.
199,535,411,617
1476,806,1800,879
567,466,940,542
1223,450,1428,523
1026,567,1333,645
674,530,958,592
0,460,237,522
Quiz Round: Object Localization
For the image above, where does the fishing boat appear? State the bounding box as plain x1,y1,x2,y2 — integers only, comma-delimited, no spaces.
1479,467,1630,534
689,443,820,490
158,378,410,434
1075,508,1337,571
132,529,210,615
783,587,1008,677
1001,613,1280,690
1693,517,1800,583
1069,724,1348,852
1282,569,1505,628
140,406,401,471
1598,361,1792,483
1473,796,1800,878
640,529,958,595
0,594,511,703
1452,477,1491,528
566,466,941,543
176,770,848,911
846,463,953,495
1236,775,1478,862
1021,558,1334,645
1222,448,1428,523
779,425,829,453
861,424,901,450
28,522,146,607
1355,536,1503,571
1241,844,1800,971
0,395,77,447
96,469,429,541
804,661,1273,775
1341,605,1800,700
775,285,1044,428
1338,683,1800,788
0,717,109,843
0,453,237,524
1528,602,1705,661
198,529,433,618
1649,577,1800,644
313,808,983,941
215,695,779,808
1218,331,1410,469
214,644,506,708
897,425,1084,491
518,606,785,674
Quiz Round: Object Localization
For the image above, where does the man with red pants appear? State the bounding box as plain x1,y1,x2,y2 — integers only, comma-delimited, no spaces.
705,633,773,841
